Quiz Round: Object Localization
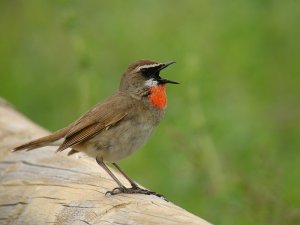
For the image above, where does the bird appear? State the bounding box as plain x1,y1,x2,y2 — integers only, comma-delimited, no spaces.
13,59,178,197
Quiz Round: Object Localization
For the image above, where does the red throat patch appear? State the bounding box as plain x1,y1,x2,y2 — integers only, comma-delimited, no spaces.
148,84,167,109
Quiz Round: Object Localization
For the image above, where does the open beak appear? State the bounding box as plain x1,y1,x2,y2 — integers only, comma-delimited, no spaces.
158,61,179,84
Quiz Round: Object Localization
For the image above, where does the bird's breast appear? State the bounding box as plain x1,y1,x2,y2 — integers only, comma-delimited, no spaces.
148,84,167,109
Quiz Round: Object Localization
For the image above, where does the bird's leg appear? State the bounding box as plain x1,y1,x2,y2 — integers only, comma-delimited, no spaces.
111,162,166,200
111,163,139,188
96,157,126,195
96,158,166,199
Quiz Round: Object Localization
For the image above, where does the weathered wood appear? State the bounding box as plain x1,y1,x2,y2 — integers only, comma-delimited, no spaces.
0,98,211,225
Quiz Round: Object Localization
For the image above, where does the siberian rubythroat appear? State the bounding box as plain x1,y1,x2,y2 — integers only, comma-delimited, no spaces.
13,60,178,197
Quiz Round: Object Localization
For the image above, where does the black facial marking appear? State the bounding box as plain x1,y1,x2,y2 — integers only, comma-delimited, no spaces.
140,66,160,78
138,61,178,85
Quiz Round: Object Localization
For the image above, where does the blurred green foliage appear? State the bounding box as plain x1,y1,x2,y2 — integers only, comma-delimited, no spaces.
1,1,299,224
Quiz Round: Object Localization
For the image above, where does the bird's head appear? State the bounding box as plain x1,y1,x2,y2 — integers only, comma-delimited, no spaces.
119,60,178,108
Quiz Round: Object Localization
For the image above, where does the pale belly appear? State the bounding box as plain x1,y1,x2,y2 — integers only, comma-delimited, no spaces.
73,119,157,163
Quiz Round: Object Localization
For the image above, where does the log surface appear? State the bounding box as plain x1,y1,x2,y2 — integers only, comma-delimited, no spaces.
0,98,211,225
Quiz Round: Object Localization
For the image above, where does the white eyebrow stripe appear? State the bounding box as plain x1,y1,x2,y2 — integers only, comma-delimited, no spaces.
137,63,161,71
144,78,158,87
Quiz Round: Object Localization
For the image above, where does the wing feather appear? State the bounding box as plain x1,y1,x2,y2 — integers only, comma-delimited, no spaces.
57,112,127,152
56,92,130,152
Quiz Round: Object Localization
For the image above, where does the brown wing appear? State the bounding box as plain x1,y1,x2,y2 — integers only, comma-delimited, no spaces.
56,92,130,152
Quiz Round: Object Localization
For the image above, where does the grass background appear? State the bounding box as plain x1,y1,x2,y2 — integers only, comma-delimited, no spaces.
1,1,299,224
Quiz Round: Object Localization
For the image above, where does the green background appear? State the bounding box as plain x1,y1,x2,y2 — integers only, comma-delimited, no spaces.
1,1,299,224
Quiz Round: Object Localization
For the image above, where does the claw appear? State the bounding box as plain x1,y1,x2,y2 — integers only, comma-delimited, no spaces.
105,186,126,195
105,186,167,201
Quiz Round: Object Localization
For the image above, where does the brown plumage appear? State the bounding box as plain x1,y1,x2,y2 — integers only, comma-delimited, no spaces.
13,126,70,151
13,59,178,197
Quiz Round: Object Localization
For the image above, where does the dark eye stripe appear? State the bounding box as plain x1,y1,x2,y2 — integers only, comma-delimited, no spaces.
141,68,156,77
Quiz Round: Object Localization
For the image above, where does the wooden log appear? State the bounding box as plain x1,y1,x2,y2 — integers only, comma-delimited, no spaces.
0,98,211,225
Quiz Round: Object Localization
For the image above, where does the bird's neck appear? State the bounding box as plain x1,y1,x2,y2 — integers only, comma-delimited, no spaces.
148,84,167,109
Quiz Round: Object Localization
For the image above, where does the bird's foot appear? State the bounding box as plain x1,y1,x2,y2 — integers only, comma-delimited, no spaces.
106,186,167,200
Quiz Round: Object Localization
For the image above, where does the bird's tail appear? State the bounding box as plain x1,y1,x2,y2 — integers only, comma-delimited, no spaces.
12,126,70,152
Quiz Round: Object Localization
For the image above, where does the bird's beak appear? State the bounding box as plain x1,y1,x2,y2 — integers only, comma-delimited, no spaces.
158,61,179,84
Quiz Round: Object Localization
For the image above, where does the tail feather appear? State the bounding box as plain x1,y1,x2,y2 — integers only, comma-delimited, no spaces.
12,126,70,152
